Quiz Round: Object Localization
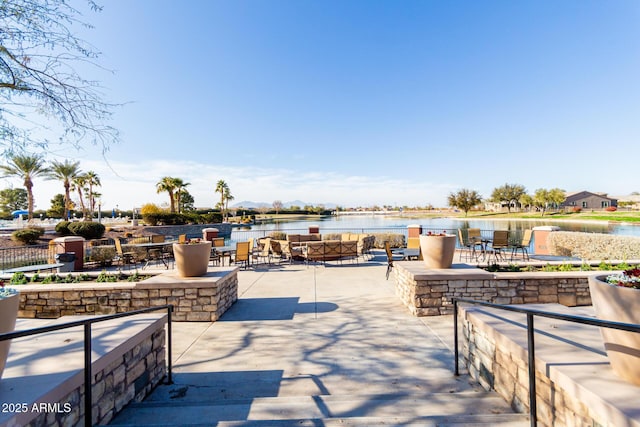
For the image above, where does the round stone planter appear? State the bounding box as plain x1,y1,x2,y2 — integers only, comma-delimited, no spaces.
173,241,212,277
419,234,456,269
0,293,20,380
588,274,640,385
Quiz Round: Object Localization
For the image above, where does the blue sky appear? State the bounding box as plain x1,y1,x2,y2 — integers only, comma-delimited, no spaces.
7,0,640,211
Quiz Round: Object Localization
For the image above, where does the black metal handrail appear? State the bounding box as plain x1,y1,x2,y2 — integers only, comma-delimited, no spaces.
453,298,640,427
0,305,174,427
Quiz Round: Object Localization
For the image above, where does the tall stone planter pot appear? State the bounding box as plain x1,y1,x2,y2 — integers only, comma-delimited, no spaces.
0,293,20,380
588,274,640,385
419,234,456,269
172,241,212,277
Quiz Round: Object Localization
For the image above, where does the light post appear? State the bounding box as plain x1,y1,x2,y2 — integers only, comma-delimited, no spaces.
132,207,138,226
97,201,102,223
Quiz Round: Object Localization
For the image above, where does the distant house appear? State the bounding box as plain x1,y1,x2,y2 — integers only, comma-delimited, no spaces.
561,191,617,211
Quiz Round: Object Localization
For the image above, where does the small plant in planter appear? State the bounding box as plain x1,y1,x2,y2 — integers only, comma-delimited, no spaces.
0,281,18,299
605,267,640,289
588,268,640,385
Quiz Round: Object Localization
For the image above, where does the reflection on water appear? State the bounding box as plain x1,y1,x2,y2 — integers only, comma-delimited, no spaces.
237,215,640,237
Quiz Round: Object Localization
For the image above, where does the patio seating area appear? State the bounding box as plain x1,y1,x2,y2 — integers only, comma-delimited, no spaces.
3,248,639,426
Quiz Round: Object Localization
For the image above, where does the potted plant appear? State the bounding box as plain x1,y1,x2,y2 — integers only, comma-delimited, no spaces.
172,238,212,277
419,231,456,269
588,268,640,385
0,281,19,380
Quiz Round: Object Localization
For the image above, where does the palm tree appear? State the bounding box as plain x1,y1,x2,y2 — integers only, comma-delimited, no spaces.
215,180,229,221
0,154,49,221
156,177,178,213
71,173,88,219
223,188,234,222
46,159,81,220
172,178,190,214
83,171,101,218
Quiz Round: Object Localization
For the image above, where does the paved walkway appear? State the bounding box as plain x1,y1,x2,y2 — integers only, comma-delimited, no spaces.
109,254,528,426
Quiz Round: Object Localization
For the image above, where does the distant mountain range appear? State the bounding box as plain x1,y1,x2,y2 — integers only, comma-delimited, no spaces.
232,200,338,209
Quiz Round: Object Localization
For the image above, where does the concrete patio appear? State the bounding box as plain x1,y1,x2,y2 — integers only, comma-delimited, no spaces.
106,254,529,426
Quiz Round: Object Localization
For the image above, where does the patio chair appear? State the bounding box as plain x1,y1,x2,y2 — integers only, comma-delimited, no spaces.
232,241,250,269
269,239,284,263
146,235,169,268
510,229,532,261
457,229,483,262
252,237,272,265
278,240,303,264
178,234,187,244
385,241,405,280
457,229,473,262
489,230,510,262
114,238,138,270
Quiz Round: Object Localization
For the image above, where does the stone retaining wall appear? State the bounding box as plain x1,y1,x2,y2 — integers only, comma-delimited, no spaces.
393,262,592,316
459,306,636,427
17,267,238,321
147,223,232,238
4,315,166,427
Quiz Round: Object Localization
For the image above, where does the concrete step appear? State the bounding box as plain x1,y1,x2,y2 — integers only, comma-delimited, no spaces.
107,391,529,426
108,413,530,426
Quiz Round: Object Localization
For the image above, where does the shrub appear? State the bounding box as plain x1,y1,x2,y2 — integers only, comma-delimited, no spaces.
68,221,106,239
571,207,581,213
11,227,44,244
55,221,72,235
88,246,116,265
605,206,617,212
268,231,288,240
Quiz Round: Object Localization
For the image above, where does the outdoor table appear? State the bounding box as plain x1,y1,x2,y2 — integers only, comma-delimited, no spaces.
398,248,420,260
213,245,236,266
131,242,174,269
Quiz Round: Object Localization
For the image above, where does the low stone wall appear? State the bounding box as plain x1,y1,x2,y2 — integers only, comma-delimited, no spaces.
393,262,592,316
147,223,232,238
2,315,166,427
459,305,639,427
17,267,238,321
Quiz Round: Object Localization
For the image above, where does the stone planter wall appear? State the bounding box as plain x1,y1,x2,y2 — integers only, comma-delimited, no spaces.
3,315,166,427
16,267,238,321
459,305,639,427
394,262,592,316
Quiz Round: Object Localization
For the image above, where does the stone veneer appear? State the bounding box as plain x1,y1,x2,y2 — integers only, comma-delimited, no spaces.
393,261,592,316
459,305,640,427
2,315,166,427
17,267,238,321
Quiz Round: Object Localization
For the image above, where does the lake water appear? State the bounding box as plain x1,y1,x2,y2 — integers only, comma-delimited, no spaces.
232,214,640,239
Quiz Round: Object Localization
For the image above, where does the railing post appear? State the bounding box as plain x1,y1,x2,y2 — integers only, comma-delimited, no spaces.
167,305,173,384
527,313,537,427
84,322,92,427
454,299,459,376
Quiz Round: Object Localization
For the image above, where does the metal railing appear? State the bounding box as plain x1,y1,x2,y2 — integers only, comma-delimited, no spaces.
453,298,640,427
0,244,51,271
0,305,174,427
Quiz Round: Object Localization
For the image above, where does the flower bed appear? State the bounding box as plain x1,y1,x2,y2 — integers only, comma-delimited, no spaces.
2,270,151,285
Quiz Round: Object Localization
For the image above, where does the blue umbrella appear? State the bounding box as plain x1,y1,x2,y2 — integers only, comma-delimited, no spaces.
11,209,28,217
